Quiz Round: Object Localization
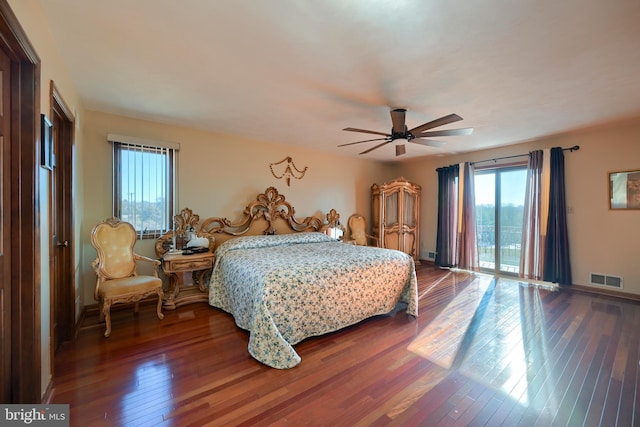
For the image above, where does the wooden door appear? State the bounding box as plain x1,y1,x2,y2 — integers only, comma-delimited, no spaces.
51,87,74,354
0,38,12,403
0,0,41,402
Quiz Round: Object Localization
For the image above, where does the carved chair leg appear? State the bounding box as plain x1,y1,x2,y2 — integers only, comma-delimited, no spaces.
156,290,164,320
134,301,140,314
103,300,112,338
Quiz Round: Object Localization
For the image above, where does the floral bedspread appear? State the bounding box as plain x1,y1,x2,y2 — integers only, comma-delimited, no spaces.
208,232,418,369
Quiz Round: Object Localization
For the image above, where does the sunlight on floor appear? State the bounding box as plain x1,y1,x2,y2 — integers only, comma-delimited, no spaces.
121,356,172,424
408,273,559,407
408,274,494,370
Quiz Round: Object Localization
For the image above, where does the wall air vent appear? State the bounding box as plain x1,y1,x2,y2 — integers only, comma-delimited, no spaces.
590,272,623,289
420,251,437,261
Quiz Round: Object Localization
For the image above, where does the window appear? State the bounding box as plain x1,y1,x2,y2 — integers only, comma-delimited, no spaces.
110,134,178,239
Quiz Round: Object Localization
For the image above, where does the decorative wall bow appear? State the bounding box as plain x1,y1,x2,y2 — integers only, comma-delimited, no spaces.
269,157,307,186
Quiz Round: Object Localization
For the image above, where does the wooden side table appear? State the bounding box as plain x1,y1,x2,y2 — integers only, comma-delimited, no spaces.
160,251,215,310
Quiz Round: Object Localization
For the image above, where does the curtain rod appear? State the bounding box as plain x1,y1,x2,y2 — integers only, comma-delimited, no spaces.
436,145,580,171
471,144,579,166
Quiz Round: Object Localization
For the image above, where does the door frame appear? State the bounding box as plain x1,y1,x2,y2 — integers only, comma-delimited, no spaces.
475,164,527,276
49,81,75,359
0,0,42,403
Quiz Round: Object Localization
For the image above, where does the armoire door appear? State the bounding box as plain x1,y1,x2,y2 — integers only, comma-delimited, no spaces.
400,187,419,259
382,189,401,251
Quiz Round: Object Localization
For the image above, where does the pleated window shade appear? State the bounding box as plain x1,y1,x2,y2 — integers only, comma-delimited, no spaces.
110,135,179,239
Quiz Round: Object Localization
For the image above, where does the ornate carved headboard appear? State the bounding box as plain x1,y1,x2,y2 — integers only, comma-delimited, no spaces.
155,187,342,256
199,187,340,247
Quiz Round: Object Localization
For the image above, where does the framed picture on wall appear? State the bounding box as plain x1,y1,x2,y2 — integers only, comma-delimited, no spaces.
41,113,53,170
609,169,640,210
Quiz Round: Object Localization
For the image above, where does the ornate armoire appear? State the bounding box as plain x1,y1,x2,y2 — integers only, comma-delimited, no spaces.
371,177,421,263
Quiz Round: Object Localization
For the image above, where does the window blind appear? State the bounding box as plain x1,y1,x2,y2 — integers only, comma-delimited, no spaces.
109,135,179,239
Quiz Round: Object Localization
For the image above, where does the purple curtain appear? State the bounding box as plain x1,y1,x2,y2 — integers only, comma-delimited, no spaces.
435,165,459,267
457,163,479,270
543,147,572,285
520,150,545,280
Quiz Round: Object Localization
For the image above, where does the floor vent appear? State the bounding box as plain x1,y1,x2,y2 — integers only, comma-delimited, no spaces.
590,272,623,289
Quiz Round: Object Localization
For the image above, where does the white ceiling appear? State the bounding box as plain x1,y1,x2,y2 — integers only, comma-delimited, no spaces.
39,0,640,161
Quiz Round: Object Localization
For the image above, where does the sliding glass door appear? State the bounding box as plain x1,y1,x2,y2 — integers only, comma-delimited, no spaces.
475,167,527,275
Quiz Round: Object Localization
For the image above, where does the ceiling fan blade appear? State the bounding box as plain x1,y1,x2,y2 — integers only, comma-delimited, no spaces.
408,113,463,134
411,139,446,148
343,127,390,137
390,108,406,134
338,137,388,147
395,144,406,156
360,140,390,155
416,127,474,138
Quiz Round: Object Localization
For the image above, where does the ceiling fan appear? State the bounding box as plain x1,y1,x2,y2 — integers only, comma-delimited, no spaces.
338,108,473,156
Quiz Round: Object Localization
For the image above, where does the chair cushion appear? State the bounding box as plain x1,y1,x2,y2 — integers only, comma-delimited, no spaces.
98,275,162,299
93,221,138,279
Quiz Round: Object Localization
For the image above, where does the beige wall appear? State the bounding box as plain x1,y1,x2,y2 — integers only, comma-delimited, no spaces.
81,110,395,305
82,112,640,302
401,118,640,294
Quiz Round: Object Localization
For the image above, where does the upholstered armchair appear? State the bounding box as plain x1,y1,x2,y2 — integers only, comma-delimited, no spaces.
90,217,164,337
348,214,379,247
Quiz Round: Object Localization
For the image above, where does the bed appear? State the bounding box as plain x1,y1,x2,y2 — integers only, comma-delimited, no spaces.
200,187,418,369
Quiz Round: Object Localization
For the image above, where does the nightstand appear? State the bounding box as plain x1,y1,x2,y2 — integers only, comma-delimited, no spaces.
160,251,215,309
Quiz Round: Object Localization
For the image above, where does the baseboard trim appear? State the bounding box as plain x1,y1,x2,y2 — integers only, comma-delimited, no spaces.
74,306,88,339
562,283,640,303
82,297,161,316
416,259,640,303
41,378,54,404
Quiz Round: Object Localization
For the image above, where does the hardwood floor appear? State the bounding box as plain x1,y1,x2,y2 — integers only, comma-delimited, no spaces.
52,263,640,426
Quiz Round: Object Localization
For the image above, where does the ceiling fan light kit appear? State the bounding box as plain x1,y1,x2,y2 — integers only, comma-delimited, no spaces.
339,108,473,157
